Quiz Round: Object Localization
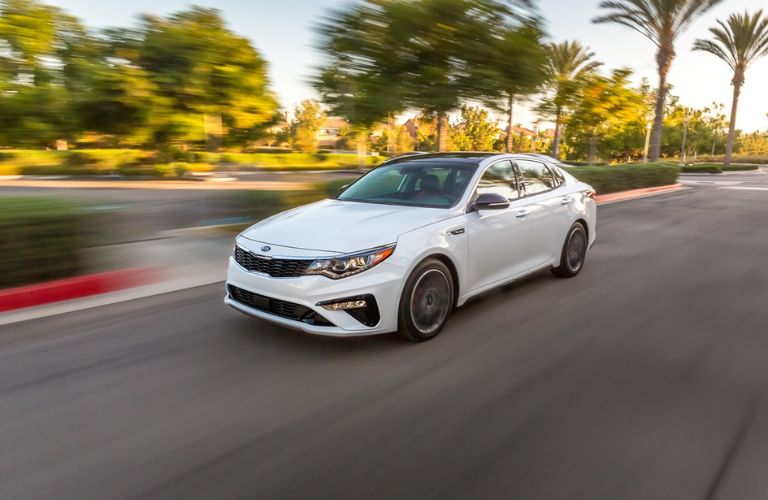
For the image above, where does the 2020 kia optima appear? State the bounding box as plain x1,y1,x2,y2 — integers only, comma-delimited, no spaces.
226,153,596,341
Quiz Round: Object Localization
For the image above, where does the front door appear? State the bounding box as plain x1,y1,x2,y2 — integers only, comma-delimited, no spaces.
467,160,533,292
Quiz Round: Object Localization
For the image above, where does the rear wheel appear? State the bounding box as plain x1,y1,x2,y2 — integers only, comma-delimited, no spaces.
398,259,454,342
552,222,588,278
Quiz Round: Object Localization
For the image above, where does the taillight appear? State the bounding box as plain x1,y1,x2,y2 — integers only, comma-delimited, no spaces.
586,189,597,200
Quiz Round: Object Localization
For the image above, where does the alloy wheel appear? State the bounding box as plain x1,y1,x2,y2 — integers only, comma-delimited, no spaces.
409,269,452,336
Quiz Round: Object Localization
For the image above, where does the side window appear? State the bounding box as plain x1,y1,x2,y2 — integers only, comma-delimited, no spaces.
552,166,565,186
476,160,520,200
516,159,556,196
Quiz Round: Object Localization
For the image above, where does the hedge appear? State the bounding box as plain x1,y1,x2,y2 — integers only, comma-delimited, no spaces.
568,162,679,194
682,163,761,174
694,155,768,165
0,198,91,288
682,163,721,174
724,164,760,172
0,149,381,177
233,178,355,224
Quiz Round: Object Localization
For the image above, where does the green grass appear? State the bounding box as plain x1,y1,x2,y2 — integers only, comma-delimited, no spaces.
569,162,680,194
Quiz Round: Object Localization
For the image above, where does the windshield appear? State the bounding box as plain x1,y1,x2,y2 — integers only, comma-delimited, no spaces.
338,161,476,208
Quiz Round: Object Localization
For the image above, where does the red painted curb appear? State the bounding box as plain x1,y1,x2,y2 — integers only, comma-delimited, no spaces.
596,184,684,205
0,268,160,313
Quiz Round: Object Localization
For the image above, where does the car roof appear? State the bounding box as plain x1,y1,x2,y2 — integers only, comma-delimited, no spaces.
380,152,573,170
381,152,501,166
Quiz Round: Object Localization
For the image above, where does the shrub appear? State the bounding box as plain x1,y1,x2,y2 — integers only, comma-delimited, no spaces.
723,164,760,172
695,155,768,165
117,163,156,177
682,163,721,174
682,163,760,173
0,198,91,288
232,178,358,224
563,160,609,167
569,163,679,194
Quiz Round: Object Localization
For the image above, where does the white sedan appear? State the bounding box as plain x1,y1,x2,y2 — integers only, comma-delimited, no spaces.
226,153,596,341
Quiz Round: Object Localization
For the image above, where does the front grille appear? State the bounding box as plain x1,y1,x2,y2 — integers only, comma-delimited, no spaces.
228,285,334,327
234,246,311,278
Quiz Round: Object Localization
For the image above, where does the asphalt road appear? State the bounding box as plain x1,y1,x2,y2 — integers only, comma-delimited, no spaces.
3,181,768,500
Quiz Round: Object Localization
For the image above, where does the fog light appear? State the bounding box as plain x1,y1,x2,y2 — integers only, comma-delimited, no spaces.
321,300,367,311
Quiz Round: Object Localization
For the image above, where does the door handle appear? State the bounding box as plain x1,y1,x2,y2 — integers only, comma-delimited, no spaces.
515,209,531,218
449,228,465,236
560,196,573,206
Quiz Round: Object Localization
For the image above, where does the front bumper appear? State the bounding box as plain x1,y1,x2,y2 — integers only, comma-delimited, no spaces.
225,256,403,337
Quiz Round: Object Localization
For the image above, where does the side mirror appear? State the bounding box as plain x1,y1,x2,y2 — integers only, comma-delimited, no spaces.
473,192,510,211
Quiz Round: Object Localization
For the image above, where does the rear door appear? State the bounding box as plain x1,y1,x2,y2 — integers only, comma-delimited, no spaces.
514,158,568,266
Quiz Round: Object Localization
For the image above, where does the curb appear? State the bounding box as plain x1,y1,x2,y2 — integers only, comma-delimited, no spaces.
0,267,161,313
596,184,684,205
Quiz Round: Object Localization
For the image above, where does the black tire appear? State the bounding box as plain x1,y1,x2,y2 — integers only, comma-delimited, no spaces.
397,258,454,342
552,222,588,278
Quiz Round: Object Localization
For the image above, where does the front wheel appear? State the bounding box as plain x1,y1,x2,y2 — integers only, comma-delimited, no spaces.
398,259,454,342
552,222,588,278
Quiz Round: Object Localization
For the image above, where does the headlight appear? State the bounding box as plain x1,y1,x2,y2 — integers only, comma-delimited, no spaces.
304,244,395,279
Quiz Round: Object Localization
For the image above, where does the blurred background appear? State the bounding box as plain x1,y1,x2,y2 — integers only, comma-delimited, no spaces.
1,0,766,290
3,1,768,498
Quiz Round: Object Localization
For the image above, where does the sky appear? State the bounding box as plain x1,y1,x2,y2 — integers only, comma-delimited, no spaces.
51,0,768,131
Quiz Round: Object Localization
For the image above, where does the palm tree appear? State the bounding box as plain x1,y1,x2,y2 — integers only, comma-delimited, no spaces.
541,41,602,159
594,0,722,162
694,11,768,167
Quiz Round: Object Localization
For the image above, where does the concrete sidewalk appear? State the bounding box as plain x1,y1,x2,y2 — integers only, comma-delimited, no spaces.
0,233,232,326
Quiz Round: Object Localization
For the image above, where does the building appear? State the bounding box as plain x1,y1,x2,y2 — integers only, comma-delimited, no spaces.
316,117,349,149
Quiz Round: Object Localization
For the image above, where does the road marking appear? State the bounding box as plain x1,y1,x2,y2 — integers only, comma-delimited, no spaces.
722,186,768,192
681,180,743,186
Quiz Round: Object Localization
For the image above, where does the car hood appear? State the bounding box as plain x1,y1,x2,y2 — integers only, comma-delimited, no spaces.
239,199,451,254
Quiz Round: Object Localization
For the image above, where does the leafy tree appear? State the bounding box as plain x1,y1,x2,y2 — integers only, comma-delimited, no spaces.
73,62,161,146
107,7,278,149
405,0,540,151
739,130,768,155
537,41,602,159
694,10,768,166
290,99,325,153
317,0,540,152
594,0,723,161
0,0,73,146
662,104,728,160
474,22,548,152
450,105,500,151
314,1,412,160
565,69,645,163
413,112,438,151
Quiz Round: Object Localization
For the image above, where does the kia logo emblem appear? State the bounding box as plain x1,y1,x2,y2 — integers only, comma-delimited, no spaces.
261,245,271,252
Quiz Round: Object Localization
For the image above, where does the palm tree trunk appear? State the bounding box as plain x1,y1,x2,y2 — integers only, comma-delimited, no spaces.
506,95,515,153
552,108,562,160
552,108,562,159
436,112,448,152
650,50,673,162
725,74,743,168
